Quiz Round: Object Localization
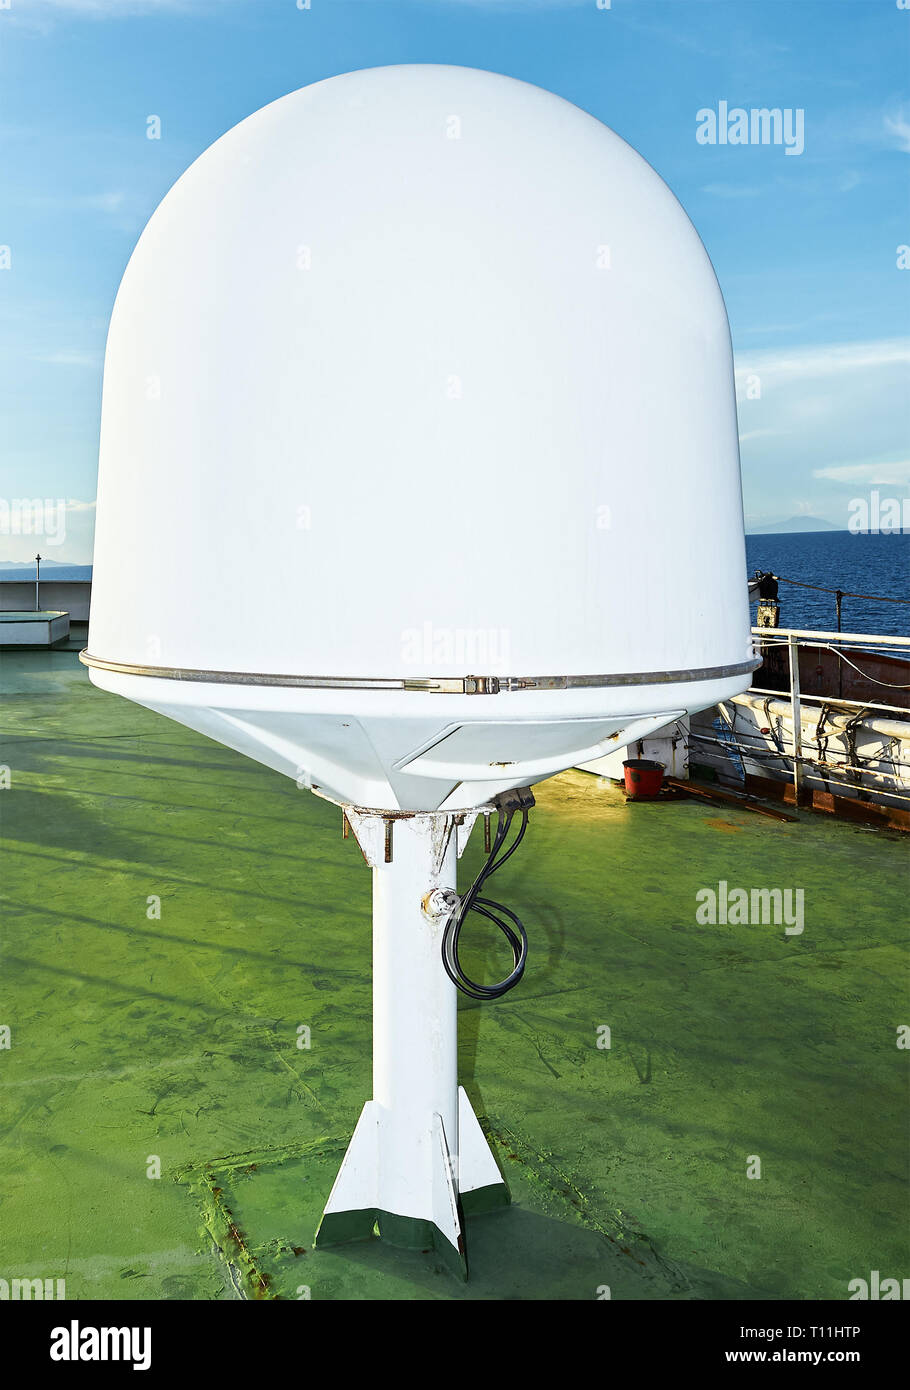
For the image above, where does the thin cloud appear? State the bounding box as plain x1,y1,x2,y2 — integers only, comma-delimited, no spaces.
25,1,209,13
883,108,910,155
738,428,781,443
813,459,910,486
700,182,765,200
736,339,909,521
81,191,126,212
31,349,103,368
12,0,238,23
16,190,128,213
735,339,910,382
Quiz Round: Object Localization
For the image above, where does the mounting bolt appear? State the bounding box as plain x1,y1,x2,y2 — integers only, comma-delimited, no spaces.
421,888,459,923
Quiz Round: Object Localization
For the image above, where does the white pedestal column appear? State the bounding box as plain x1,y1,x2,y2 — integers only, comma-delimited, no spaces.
314,811,508,1278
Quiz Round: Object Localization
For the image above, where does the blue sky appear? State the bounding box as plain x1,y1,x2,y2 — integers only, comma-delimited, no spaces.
1,0,907,560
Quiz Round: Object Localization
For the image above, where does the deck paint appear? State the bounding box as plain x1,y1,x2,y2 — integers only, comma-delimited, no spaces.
1,649,906,1299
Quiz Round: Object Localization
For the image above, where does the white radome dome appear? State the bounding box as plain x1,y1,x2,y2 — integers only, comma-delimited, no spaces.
85,65,756,811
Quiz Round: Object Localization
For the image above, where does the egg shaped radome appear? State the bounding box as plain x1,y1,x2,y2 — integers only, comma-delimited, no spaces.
85,65,756,812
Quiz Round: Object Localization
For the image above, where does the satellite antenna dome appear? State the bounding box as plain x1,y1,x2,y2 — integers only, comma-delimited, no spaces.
83,67,758,1274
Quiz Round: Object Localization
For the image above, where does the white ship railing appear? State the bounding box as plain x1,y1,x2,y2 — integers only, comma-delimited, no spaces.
690,627,910,809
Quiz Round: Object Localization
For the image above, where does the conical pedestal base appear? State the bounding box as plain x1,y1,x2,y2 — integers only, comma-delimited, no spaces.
314,1087,509,1280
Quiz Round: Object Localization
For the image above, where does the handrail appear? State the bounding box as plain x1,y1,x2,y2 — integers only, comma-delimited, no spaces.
747,628,909,806
748,685,908,720
752,626,910,647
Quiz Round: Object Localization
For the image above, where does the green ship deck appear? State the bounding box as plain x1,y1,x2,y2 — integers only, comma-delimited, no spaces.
1,645,907,1300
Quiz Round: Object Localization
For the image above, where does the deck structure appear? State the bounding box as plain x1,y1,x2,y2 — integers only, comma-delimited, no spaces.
0,643,906,1300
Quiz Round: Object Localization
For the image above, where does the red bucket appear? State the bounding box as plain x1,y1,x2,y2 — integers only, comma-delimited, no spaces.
623,759,665,798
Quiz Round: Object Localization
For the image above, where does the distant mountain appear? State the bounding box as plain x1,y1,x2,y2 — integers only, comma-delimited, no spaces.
746,516,839,535
0,558,88,568
0,561,92,581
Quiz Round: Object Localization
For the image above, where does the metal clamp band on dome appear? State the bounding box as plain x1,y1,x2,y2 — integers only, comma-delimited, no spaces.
79,650,761,692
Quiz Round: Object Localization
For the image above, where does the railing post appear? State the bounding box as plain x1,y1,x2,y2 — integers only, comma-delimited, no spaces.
788,633,803,808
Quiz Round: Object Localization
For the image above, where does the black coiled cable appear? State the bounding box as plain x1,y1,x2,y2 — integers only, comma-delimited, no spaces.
441,794,532,1001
